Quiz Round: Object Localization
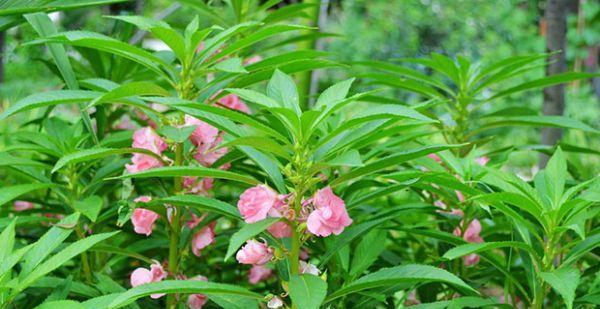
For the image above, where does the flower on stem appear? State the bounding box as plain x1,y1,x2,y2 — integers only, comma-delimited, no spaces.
453,219,484,266
236,239,273,266
267,296,284,308
130,261,166,299
217,94,250,114
248,265,272,284
306,186,352,237
299,261,320,275
14,200,34,212
237,185,279,223
187,275,208,309
131,208,159,236
126,127,167,173
191,222,216,257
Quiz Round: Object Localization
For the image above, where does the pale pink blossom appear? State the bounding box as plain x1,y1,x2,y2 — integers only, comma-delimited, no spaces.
183,176,214,195
248,265,272,284
186,213,204,229
126,127,166,172
134,196,152,203
428,153,442,163
191,222,216,257
267,296,284,308
236,239,273,266
237,185,278,223
126,153,164,173
218,94,250,114
299,261,320,276
456,190,465,203
115,115,137,130
131,127,167,153
475,156,490,166
131,208,159,236
267,221,292,238
130,262,166,298
14,201,34,212
306,187,352,237
244,55,262,65
184,115,219,149
187,275,208,309
453,219,484,267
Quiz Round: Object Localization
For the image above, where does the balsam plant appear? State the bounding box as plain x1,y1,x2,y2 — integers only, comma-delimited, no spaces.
0,1,599,309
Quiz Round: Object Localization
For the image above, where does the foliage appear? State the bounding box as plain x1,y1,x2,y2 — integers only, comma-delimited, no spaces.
0,1,598,309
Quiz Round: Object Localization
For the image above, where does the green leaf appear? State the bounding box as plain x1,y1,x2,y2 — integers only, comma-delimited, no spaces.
73,195,103,222
442,241,539,264
477,116,599,134
52,147,165,173
267,69,301,115
488,72,597,101
315,78,354,109
106,280,261,308
158,125,196,143
350,229,387,277
330,145,461,187
324,264,477,302
152,195,240,220
0,183,56,207
323,150,363,167
21,213,80,275
544,147,566,209
35,300,84,309
214,57,248,73
111,166,259,185
0,90,101,120
220,136,290,158
91,81,170,107
15,231,119,293
0,218,16,262
541,267,580,309
289,274,327,309
224,218,280,261
225,88,279,109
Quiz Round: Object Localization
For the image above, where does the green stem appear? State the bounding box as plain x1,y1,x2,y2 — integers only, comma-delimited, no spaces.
166,142,184,309
76,226,93,284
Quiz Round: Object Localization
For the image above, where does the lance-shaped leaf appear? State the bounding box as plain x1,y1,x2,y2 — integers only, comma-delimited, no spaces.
110,166,259,185
152,195,240,220
0,90,101,120
443,241,540,265
324,264,477,302
0,183,56,207
224,217,280,261
52,147,167,173
107,280,262,308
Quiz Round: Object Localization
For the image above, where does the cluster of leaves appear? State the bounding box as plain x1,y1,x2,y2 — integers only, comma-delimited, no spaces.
0,1,599,309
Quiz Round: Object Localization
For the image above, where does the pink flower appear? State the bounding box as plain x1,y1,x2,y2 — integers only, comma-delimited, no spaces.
126,153,164,173
186,213,204,229
130,262,166,298
115,115,137,130
299,261,320,275
134,196,152,203
14,200,34,212
244,55,263,65
248,265,272,284
131,208,159,236
453,219,484,267
132,127,167,153
218,94,250,114
183,176,214,195
237,185,278,223
475,156,490,166
306,187,352,237
428,153,442,163
187,275,208,309
236,239,273,266
191,222,216,257
184,115,219,149
267,221,292,238
267,296,284,308
456,190,465,203
126,127,166,173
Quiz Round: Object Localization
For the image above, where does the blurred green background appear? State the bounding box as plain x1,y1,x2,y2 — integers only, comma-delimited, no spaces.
1,0,598,174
